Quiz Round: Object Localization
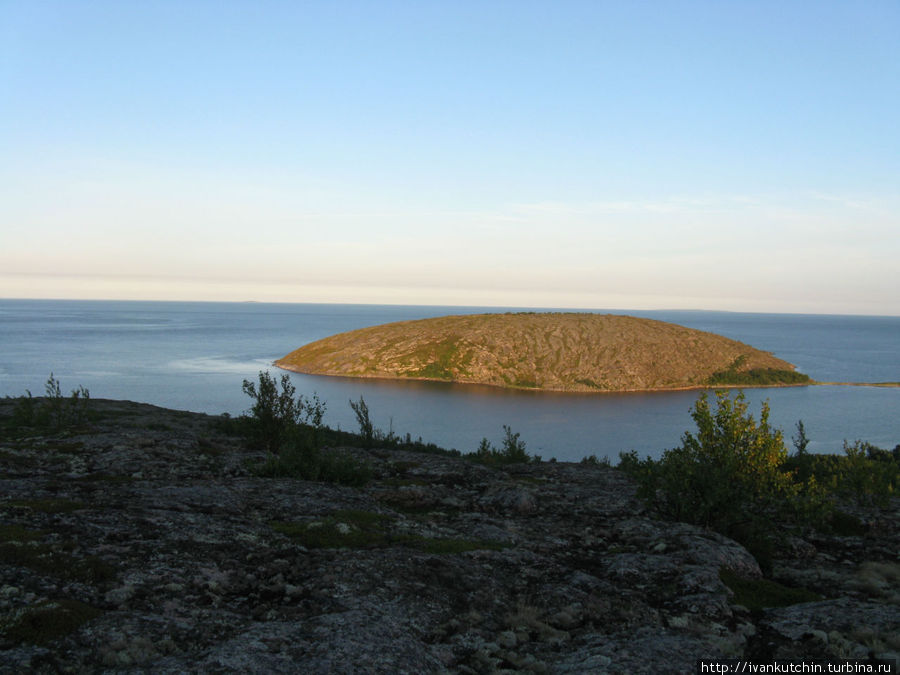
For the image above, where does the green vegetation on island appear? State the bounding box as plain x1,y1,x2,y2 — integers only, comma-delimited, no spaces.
706,355,813,386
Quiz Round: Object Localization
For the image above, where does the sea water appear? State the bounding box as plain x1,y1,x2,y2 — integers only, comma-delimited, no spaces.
1,299,897,462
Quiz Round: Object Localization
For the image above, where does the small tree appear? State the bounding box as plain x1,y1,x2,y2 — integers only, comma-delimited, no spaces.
792,420,810,455
475,437,494,460
302,391,327,449
44,372,65,428
349,396,374,449
791,419,813,482
242,371,303,454
500,425,529,463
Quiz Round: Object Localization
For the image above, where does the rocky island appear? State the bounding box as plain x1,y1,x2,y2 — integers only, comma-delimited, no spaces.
2,396,897,672
276,313,811,392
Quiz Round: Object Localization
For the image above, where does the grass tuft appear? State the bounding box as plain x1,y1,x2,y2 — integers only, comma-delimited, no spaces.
719,568,821,611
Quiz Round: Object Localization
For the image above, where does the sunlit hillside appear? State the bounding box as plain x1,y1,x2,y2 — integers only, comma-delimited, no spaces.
277,313,810,392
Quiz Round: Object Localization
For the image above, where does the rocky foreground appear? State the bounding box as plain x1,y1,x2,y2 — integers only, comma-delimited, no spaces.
1,399,898,673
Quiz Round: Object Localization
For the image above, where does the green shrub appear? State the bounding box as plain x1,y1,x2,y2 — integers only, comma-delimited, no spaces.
241,371,327,454
242,371,304,453
252,442,372,487
619,391,827,573
783,440,898,508
240,372,370,484
346,397,413,449
838,440,897,506
7,374,92,434
581,453,611,467
11,390,38,428
469,425,535,465
642,391,799,525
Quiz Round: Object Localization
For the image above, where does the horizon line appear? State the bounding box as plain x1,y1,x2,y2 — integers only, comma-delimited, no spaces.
2,295,898,320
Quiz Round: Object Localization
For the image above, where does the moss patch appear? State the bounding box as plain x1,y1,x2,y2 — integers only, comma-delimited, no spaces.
719,568,821,611
1,599,102,645
379,477,430,488
271,510,509,554
0,536,116,583
74,473,135,485
0,524,44,543
8,498,86,514
196,437,225,456
412,536,508,554
14,439,87,454
145,422,173,431
271,510,392,549
388,460,422,474
408,338,463,380
0,449,38,470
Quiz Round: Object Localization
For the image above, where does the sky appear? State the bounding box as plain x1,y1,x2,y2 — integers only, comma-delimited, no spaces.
1,1,898,315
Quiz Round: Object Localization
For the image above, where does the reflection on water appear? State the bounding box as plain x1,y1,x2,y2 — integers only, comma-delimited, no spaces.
168,356,275,375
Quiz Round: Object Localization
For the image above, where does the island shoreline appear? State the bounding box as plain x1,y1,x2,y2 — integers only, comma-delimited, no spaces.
275,361,821,394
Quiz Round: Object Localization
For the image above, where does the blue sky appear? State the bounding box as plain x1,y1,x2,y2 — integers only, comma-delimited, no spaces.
2,1,898,314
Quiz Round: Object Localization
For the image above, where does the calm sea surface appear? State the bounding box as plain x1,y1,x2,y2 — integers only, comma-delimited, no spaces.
1,299,897,461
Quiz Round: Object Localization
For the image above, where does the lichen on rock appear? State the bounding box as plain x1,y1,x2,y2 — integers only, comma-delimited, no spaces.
0,398,896,672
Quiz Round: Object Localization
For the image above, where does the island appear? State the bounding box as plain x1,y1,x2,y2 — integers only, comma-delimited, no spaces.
276,312,811,392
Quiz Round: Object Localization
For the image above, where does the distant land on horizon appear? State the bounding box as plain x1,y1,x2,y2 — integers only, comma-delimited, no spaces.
276,313,812,393
4,297,900,319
